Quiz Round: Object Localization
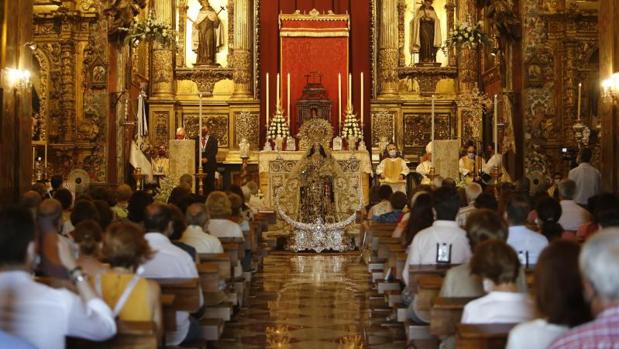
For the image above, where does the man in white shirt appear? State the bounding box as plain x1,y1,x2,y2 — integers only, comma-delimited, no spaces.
140,203,203,346
505,194,548,266
403,186,472,286
0,206,116,349
456,182,482,227
557,179,592,232
568,148,601,206
181,203,224,254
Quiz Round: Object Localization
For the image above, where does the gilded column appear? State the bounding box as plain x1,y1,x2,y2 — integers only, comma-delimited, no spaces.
152,0,175,99
457,0,478,92
378,0,399,97
231,0,253,98
445,0,456,67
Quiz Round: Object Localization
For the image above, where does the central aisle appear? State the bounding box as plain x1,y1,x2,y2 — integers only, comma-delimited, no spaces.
221,254,372,348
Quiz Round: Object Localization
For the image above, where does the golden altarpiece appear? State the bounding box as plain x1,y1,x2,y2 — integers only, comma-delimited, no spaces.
27,0,602,195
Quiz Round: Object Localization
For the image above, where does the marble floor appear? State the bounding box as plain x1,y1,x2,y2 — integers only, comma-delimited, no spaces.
219,253,373,348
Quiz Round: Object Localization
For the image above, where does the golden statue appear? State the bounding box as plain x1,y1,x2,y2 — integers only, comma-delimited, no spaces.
192,0,225,66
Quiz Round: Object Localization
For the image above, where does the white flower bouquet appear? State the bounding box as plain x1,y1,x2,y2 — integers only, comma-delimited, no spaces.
445,22,490,49
121,12,176,48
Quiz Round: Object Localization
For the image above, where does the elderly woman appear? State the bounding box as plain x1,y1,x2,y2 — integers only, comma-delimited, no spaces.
98,222,162,333
206,191,243,239
461,240,534,324
507,240,591,349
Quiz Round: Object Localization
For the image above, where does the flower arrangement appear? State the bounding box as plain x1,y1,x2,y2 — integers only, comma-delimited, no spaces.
341,110,361,140
267,110,289,140
445,22,490,49
121,12,175,48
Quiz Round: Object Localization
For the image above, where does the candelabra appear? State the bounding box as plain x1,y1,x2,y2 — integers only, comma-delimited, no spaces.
194,167,207,196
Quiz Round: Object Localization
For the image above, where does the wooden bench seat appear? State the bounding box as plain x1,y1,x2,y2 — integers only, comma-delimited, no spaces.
150,278,201,312
430,297,476,337
199,253,232,280
456,323,517,349
67,320,158,349
197,262,220,293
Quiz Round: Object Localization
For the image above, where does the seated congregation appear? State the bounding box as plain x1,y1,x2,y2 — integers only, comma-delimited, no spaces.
0,177,268,348
362,159,619,348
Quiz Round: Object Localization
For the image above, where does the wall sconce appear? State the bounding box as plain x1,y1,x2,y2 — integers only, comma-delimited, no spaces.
601,73,619,103
2,68,32,90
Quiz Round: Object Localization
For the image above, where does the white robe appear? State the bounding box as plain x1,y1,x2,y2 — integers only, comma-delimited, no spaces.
410,6,442,54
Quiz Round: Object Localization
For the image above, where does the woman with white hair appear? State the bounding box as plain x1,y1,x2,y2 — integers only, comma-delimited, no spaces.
205,191,243,239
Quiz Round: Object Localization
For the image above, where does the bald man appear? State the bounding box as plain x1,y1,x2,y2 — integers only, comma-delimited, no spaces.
180,203,223,254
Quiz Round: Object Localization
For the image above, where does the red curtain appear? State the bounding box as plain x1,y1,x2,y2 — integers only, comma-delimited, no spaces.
259,0,370,143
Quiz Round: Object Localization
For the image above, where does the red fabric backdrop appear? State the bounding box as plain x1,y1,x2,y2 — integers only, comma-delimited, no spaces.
280,17,349,133
259,0,370,142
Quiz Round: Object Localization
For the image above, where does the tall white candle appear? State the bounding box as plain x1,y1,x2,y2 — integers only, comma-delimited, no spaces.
287,73,291,124
266,73,269,127
494,94,498,155
431,95,435,167
199,92,203,150
360,72,364,129
32,147,35,171
348,73,352,108
577,82,582,121
44,144,48,169
338,73,342,130
276,73,280,110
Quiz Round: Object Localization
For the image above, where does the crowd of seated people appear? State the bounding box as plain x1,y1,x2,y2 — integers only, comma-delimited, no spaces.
363,154,619,348
0,175,260,348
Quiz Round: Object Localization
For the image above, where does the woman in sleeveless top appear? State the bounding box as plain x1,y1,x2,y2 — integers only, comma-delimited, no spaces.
72,220,109,276
98,222,162,331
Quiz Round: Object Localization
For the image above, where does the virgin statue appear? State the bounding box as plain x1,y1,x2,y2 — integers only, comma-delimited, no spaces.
410,0,442,64
192,0,224,66
298,143,338,223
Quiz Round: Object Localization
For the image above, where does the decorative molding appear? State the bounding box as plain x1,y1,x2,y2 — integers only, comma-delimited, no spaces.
403,112,453,150
182,113,230,147
234,112,259,150
177,67,234,96
398,66,458,96
371,111,395,146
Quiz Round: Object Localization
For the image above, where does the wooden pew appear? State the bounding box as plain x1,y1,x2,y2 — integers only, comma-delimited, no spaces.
199,253,232,280
430,297,476,338
408,264,455,293
150,278,202,312
67,321,158,349
456,323,517,349
161,294,177,332
197,262,220,293
414,274,444,315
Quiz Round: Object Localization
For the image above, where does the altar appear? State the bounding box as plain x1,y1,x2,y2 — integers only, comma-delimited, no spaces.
258,150,371,213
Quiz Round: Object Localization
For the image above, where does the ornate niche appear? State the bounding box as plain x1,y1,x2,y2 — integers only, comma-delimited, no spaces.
182,113,229,148
175,0,233,97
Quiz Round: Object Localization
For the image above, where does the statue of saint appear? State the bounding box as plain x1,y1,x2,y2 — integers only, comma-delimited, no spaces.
239,138,250,158
298,143,339,223
192,0,224,66
410,0,442,64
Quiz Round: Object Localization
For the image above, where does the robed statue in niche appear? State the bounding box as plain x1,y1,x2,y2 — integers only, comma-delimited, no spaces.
192,0,225,66
410,0,442,65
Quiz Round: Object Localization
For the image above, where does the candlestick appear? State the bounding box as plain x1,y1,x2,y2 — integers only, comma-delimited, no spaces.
199,92,203,151
32,147,35,172
348,73,352,109
577,82,582,121
287,73,291,130
276,73,280,110
44,143,48,170
431,95,435,168
338,73,342,130
360,72,364,130
266,73,269,127
493,94,498,155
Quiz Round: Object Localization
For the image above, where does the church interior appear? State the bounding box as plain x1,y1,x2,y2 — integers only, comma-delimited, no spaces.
0,0,619,348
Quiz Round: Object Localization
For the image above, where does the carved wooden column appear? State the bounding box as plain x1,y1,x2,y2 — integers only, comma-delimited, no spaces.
60,40,76,142
445,0,456,67
231,0,252,98
599,0,619,192
152,0,175,99
378,0,399,98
